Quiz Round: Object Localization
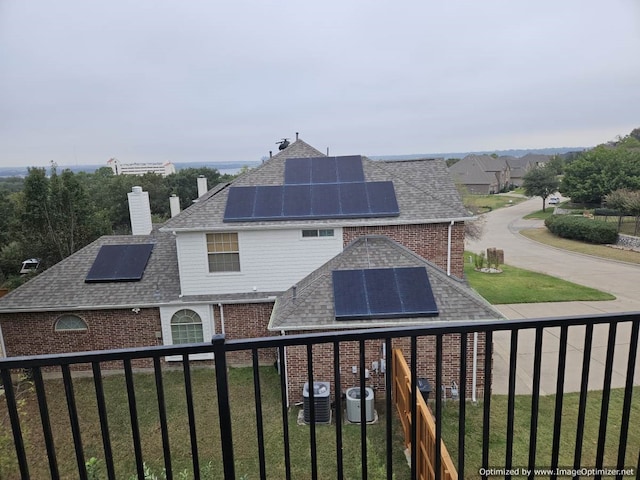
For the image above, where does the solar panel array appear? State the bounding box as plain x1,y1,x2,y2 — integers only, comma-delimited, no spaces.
224,154,400,222
332,267,439,320
284,156,364,184
85,244,154,283
224,182,399,222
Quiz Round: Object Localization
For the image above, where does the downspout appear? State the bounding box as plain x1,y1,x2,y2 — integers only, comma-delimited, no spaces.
447,221,454,276
472,332,478,403
280,330,290,407
0,322,6,359
218,303,226,335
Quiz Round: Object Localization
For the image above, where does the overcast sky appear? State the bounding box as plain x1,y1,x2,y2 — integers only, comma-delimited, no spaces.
1,1,639,168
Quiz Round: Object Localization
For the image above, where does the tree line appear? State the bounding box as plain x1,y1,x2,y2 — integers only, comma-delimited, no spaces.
0,166,235,288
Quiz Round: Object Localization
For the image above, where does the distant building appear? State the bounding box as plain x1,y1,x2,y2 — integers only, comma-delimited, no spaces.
107,158,176,177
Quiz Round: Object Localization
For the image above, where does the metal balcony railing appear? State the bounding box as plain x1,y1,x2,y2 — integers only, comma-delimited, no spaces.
0,312,638,479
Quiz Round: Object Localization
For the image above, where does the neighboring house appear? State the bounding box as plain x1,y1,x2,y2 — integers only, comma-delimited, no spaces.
508,153,550,187
107,157,176,176
0,137,501,401
448,154,511,194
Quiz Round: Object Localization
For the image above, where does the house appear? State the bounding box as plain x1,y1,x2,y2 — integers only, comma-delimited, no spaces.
107,157,176,176
508,153,550,187
0,137,500,400
448,154,511,194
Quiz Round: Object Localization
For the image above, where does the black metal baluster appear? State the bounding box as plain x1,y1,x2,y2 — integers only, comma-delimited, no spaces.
61,364,87,480
306,343,318,480
124,358,145,478
92,362,115,480
333,341,344,480
252,348,267,480
278,346,292,480
505,330,518,479
573,323,594,475
33,366,59,479
595,323,618,478
458,333,467,480
550,326,568,480
153,357,173,480
481,331,493,478
615,320,639,480
212,335,235,480
527,328,544,479
410,336,418,480
435,334,443,480
385,337,394,480
359,339,368,480
1,368,29,478
181,355,200,480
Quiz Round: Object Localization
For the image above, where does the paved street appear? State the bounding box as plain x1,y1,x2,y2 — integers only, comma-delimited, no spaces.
465,196,640,394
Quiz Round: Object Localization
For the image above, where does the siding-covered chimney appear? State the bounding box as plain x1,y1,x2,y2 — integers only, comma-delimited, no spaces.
169,194,181,217
127,186,152,235
197,175,208,198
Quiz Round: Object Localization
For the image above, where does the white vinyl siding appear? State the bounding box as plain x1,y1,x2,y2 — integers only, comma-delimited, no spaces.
176,228,343,295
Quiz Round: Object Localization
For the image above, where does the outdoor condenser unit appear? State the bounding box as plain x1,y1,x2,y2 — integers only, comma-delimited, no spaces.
303,382,331,424
345,387,374,423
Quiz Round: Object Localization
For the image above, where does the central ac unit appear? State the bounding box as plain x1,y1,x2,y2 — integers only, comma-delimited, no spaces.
303,382,331,424
345,387,374,423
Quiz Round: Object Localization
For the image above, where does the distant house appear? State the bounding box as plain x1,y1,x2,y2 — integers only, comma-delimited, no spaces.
0,137,501,402
107,157,176,176
448,154,511,194
508,153,550,187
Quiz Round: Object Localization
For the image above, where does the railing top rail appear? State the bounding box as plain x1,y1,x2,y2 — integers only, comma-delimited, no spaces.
1,311,639,369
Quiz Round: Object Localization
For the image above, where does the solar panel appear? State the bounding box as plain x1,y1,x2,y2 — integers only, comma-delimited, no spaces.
284,157,311,184
311,184,340,216
339,182,369,215
85,244,154,283
224,186,257,220
332,267,439,320
366,181,400,215
336,155,365,182
283,184,311,217
254,186,284,218
311,157,338,184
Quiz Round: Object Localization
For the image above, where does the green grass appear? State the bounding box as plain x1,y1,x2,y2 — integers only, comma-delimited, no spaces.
523,209,556,220
2,369,637,479
440,388,640,479
521,228,640,265
464,253,615,304
463,194,526,213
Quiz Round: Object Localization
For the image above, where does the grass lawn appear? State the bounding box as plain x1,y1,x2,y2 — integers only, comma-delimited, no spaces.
463,194,526,213
464,253,615,304
440,388,640,479
0,367,408,480
521,228,640,265
523,209,556,221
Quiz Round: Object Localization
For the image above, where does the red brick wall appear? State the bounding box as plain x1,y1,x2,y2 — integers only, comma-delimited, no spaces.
342,223,465,277
213,302,277,365
0,309,162,368
284,332,486,405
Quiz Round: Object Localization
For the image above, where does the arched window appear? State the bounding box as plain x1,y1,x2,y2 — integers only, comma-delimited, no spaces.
170,309,204,344
55,314,88,332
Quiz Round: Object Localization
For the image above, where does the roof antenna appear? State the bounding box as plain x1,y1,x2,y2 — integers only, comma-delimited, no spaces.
296,132,299,141
326,147,329,156
276,138,290,150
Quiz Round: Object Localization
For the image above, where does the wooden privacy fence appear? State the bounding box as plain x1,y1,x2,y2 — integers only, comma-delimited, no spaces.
392,348,458,480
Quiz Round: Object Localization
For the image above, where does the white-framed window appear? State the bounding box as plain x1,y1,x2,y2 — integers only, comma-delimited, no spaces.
54,314,88,332
170,309,204,344
206,232,240,272
302,229,334,238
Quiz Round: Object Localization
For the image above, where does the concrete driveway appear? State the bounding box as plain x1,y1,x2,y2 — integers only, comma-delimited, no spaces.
465,196,640,394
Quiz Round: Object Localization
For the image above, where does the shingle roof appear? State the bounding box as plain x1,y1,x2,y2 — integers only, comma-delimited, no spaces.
0,230,181,312
161,139,472,232
268,236,504,331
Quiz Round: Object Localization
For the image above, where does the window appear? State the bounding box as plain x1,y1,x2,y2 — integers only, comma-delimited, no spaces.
206,233,240,272
55,314,88,332
302,229,334,238
170,309,204,344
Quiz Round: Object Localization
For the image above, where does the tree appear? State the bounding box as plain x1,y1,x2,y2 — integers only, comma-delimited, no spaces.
522,165,560,212
164,167,230,210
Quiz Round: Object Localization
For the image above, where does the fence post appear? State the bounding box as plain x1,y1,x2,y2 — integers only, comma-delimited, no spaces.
212,334,235,479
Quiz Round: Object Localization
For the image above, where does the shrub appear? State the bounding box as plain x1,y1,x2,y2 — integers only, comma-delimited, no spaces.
544,215,618,244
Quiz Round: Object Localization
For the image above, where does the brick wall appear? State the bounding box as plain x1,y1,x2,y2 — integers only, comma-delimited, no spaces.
0,308,162,368
213,302,277,365
342,223,465,277
284,332,487,405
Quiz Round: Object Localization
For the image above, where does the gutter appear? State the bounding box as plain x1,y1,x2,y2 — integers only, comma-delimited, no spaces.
447,220,454,276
